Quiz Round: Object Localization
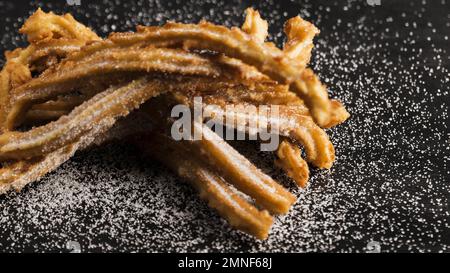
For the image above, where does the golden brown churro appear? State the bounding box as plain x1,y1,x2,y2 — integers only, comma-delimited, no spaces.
191,122,297,214
199,103,335,169
139,101,296,215
0,117,114,194
2,77,239,160
0,9,100,132
23,77,349,129
5,48,227,130
114,22,333,126
25,8,332,125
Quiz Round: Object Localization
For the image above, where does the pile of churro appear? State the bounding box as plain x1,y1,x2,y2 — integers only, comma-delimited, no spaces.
0,8,349,239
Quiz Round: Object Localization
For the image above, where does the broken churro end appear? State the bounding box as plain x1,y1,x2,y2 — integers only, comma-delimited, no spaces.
242,8,269,44
276,140,310,188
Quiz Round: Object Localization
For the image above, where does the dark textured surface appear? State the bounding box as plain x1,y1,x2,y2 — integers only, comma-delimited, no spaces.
0,0,449,252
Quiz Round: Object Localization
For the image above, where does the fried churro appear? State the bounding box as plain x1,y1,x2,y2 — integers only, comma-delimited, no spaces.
5,48,228,130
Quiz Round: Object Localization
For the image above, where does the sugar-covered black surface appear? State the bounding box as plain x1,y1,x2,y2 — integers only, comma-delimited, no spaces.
0,0,448,252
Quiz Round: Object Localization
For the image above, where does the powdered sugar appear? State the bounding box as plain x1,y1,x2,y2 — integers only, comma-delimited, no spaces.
0,0,448,252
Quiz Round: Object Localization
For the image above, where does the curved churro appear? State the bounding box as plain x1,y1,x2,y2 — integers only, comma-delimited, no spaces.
8,8,344,129
24,78,349,129
201,103,335,169
0,117,113,194
0,110,158,194
1,77,258,160
170,79,349,128
190,122,296,214
0,78,161,160
38,9,332,126
29,39,93,71
5,48,225,130
0,9,101,132
140,98,296,215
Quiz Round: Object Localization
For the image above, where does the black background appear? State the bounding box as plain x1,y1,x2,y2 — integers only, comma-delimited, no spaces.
0,0,449,253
